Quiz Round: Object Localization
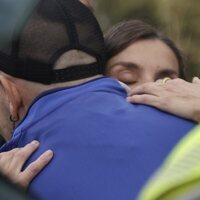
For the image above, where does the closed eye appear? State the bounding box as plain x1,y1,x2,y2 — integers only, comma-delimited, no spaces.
117,70,138,85
155,70,179,81
107,62,140,86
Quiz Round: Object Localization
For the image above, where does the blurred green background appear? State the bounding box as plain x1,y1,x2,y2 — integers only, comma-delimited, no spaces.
95,0,200,80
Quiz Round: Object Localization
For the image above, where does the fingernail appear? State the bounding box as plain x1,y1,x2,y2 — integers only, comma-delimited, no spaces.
31,140,39,145
46,150,53,157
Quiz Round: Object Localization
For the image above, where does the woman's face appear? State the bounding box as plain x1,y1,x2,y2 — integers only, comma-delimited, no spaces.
106,39,179,89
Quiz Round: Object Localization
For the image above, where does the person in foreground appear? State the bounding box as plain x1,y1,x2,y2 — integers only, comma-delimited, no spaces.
0,1,196,200
0,173,34,200
138,125,200,200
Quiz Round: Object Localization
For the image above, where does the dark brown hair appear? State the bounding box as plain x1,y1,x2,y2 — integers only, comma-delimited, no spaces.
104,20,185,78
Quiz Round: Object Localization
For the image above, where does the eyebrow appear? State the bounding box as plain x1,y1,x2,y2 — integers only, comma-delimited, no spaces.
155,69,179,78
108,62,140,70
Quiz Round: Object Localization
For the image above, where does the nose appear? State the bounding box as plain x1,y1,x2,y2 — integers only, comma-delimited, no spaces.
140,74,154,84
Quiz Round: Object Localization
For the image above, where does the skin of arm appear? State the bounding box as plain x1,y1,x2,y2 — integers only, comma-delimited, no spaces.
127,77,200,123
0,141,53,188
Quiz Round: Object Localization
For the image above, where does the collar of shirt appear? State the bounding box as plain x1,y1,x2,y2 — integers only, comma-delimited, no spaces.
118,81,131,94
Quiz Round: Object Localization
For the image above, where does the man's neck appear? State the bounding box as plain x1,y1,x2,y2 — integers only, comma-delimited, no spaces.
15,74,104,127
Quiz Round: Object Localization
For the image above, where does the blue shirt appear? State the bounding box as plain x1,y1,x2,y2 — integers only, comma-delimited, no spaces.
0,78,195,200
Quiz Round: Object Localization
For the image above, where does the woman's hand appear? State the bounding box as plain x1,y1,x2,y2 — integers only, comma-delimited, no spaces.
127,78,200,123
0,141,53,188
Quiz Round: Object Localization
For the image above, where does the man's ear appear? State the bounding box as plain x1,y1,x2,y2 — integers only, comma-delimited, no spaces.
0,75,22,120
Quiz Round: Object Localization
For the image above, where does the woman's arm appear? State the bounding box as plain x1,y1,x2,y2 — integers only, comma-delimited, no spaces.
127,78,200,123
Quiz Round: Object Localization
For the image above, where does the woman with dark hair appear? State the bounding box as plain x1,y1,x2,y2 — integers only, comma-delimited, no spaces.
104,19,200,123
105,19,185,87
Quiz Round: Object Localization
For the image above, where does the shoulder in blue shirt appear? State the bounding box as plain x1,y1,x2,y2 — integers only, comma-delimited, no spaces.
0,78,196,200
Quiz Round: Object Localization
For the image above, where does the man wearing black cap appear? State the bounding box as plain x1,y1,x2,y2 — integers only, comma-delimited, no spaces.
0,0,196,199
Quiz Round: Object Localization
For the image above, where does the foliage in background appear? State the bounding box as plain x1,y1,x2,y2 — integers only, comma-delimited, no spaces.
95,0,200,80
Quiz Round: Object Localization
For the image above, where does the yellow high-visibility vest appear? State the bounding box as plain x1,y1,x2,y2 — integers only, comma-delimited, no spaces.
138,125,200,200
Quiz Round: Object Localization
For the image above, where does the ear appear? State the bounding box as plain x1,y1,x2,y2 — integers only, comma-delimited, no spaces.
0,75,22,120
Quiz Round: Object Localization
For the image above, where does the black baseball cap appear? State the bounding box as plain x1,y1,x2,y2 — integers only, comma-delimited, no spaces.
0,0,106,84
